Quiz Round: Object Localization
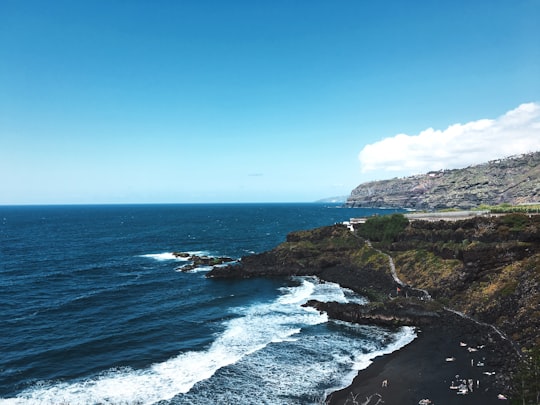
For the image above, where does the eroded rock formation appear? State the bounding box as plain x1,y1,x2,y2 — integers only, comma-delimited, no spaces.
346,152,540,209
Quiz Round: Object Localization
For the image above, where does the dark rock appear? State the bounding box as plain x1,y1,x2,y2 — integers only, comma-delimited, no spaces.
207,214,539,397
208,224,398,300
345,152,540,209
172,252,190,258
303,299,442,327
175,253,235,272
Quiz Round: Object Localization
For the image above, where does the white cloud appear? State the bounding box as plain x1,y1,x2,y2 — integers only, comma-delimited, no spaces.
359,102,540,177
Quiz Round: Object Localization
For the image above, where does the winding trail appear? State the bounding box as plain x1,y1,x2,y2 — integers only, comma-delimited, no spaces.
443,307,521,356
365,240,431,300
361,236,520,356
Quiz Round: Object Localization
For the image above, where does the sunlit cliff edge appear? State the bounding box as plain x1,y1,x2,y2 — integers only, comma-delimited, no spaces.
346,152,540,209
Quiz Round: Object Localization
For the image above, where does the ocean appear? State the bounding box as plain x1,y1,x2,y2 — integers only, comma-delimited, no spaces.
0,203,415,404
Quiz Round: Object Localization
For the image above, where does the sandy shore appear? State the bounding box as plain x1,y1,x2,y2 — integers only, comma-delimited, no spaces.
326,312,513,405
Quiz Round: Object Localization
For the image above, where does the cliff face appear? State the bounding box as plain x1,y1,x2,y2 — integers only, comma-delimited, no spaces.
207,214,539,397
208,225,397,301
208,215,539,352
346,152,540,209
388,214,540,351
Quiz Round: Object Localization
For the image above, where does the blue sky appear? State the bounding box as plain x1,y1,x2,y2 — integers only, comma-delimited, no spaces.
1,0,539,204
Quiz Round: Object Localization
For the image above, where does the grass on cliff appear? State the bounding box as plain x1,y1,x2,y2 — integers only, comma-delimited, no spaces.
478,203,540,214
393,250,462,294
458,262,523,313
274,225,366,268
349,244,389,272
282,225,363,253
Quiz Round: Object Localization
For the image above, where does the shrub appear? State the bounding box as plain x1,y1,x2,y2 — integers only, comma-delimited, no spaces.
358,214,409,244
511,346,540,404
501,213,528,231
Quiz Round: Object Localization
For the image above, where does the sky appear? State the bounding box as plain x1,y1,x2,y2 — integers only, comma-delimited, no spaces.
1,0,539,204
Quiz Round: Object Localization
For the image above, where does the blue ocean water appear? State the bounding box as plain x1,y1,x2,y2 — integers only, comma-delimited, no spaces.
0,204,415,404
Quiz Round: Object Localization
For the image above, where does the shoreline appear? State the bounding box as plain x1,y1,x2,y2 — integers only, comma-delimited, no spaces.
207,218,535,404
326,312,513,405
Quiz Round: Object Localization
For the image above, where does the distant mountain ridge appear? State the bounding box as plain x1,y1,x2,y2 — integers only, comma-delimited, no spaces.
315,196,348,203
345,152,540,209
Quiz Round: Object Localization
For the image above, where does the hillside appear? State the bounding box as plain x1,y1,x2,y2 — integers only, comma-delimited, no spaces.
209,214,539,351
207,214,540,400
386,214,540,351
345,152,540,209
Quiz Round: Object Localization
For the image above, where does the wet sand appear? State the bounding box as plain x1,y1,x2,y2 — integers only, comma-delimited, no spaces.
326,313,512,405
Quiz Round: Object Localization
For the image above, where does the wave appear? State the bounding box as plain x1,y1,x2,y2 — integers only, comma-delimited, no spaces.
175,265,213,273
139,252,203,262
1,278,416,405
298,276,368,305
1,278,322,404
177,301,416,404
322,324,416,400
140,251,239,273
353,325,416,371
174,262,239,273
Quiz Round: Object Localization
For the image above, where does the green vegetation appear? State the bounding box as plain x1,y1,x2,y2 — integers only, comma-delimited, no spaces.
511,346,540,405
357,214,409,244
477,203,540,214
350,244,388,271
278,214,539,401
394,250,461,293
501,213,530,231
283,225,363,252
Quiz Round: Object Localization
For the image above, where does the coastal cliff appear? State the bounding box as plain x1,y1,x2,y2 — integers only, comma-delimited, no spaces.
208,225,397,301
345,152,540,209
207,214,540,401
389,214,540,351
208,215,539,350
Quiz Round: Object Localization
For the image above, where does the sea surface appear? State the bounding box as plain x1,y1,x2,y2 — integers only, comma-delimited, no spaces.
0,203,415,404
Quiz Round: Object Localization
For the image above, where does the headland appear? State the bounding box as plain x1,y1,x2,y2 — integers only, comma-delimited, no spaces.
207,213,540,404
345,152,540,210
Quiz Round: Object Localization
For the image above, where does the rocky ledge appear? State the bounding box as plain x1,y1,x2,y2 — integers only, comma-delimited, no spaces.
303,299,442,327
173,252,234,272
207,214,540,398
207,224,398,301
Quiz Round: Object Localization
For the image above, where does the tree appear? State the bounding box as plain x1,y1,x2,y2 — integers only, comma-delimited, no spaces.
512,346,540,405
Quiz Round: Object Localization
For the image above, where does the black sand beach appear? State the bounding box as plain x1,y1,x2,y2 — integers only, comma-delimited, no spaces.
326,312,513,405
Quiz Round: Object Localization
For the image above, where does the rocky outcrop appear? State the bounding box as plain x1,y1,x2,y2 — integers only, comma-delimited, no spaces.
172,252,234,272
208,214,539,352
386,214,540,351
208,224,398,300
207,214,539,398
346,152,540,209
303,299,442,327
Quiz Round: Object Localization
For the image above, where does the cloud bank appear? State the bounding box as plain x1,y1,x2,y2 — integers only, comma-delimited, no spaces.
359,102,540,177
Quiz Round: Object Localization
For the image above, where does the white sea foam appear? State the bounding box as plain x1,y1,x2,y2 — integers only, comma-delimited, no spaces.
175,261,238,273
175,265,214,273
139,251,208,262
177,315,416,404
1,277,416,405
287,276,368,305
139,252,186,261
321,323,417,400
277,277,316,305
351,326,416,371
1,278,325,404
